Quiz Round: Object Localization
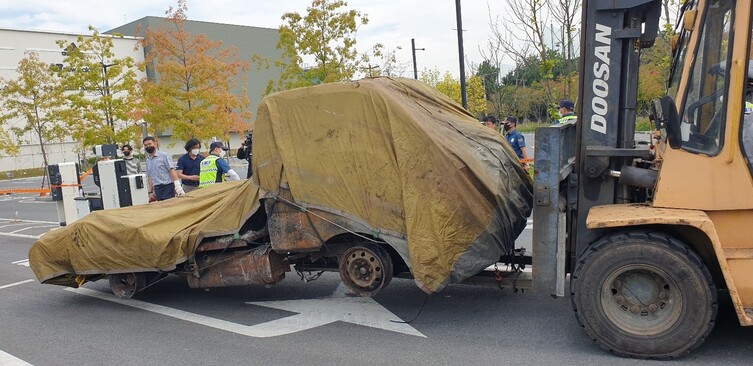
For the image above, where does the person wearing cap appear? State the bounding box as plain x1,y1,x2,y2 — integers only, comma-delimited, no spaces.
558,99,577,124
503,116,529,167
143,136,185,201
199,141,241,188
481,115,498,130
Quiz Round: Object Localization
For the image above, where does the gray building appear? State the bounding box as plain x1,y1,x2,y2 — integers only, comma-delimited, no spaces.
108,17,283,151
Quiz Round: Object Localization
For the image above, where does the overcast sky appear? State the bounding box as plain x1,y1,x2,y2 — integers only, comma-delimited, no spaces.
0,0,528,78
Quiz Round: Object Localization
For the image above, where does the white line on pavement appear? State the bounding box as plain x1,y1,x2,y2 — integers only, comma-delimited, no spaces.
0,232,41,239
0,218,58,225
12,259,30,267
9,225,59,234
0,350,33,366
0,279,35,290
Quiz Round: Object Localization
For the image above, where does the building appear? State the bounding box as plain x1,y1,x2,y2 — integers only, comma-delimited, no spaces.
0,18,281,172
0,27,145,172
108,17,282,154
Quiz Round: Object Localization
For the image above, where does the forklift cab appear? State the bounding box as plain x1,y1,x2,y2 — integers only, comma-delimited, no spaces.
533,0,753,359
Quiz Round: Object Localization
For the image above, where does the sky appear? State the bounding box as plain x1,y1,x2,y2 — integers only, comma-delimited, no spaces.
0,0,528,78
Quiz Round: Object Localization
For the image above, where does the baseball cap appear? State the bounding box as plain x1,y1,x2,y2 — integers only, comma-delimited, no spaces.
505,116,518,124
559,99,575,110
209,141,229,151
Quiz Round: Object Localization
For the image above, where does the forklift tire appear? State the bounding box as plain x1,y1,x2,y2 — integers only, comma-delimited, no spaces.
570,230,717,359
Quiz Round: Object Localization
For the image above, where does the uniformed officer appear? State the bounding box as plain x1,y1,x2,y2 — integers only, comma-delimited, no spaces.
558,99,577,124
503,116,530,167
199,141,241,188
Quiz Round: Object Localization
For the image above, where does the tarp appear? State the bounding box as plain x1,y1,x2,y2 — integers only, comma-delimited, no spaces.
29,77,533,293
29,180,262,287
254,77,532,292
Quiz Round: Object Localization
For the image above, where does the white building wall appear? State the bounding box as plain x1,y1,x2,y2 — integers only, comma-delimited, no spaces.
0,28,145,172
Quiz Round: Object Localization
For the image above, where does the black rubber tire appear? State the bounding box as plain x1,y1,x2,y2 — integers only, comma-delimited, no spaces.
570,230,717,359
339,243,393,297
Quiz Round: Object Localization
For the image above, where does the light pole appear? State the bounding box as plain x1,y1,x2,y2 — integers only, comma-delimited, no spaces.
411,38,425,80
101,62,116,131
455,0,467,110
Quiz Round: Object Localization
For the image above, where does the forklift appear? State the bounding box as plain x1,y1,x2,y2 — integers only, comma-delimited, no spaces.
532,0,753,359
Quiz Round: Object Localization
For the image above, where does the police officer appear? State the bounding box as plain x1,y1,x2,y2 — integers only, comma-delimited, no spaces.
503,116,530,168
558,99,577,124
199,142,241,188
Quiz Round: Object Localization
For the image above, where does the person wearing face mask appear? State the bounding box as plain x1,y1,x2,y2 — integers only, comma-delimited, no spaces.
199,141,241,188
143,136,185,201
176,138,204,193
502,116,529,168
121,144,142,175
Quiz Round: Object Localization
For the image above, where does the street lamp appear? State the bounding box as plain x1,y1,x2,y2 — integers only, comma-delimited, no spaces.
411,38,425,80
101,62,116,130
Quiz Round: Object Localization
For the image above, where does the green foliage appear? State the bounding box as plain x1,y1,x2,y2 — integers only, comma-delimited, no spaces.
271,0,372,91
137,0,251,143
56,26,140,147
420,69,487,116
0,52,67,165
477,60,500,100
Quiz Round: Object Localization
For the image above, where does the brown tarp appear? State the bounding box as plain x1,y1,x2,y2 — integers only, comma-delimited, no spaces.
29,180,262,286
253,77,532,292
29,77,533,293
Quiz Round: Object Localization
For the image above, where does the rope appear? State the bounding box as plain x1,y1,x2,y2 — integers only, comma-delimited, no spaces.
272,193,382,244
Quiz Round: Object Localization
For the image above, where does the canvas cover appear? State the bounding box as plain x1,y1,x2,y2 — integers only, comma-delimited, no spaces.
254,77,532,292
29,180,261,287
29,77,533,293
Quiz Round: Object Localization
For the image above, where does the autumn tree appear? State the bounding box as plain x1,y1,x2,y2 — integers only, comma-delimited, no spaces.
56,26,140,147
137,0,251,143
421,69,487,117
270,0,374,91
0,52,67,166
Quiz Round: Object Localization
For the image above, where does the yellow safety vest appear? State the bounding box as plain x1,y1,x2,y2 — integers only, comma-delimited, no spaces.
199,155,225,188
559,114,577,124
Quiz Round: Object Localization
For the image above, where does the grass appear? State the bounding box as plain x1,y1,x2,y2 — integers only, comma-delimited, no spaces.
0,167,47,180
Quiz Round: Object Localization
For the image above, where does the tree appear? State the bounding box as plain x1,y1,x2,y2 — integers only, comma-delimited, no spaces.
0,52,66,166
137,0,251,143
476,60,500,101
56,26,140,147
271,0,372,91
421,69,486,117
548,0,581,99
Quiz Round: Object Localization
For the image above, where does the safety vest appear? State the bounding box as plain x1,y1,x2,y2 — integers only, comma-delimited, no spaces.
199,155,224,188
559,114,577,124
745,102,753,115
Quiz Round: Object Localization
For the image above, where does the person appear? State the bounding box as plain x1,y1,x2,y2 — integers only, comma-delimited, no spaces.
121,144,141,175
236,132,253,179
481,115,498,130
143,136,184,201
558,99,577,124
176,138,204,193
503,116,530,168
199,141,241,188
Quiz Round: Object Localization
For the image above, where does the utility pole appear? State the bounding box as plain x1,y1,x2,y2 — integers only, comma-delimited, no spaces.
455,0,467,110
364,64,379,78
411,38,425,80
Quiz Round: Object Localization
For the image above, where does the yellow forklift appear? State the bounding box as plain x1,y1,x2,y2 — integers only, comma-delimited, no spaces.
532,0,753,359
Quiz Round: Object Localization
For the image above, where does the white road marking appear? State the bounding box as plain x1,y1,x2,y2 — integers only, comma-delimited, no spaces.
0,350,33,366
245,295,426,338
0,232,41,239
0,218,58,225
12,259,30,267
9,225,58,234
0,279,35,290
67,286,425,338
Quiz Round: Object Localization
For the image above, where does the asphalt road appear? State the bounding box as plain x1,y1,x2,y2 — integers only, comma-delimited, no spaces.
1,147,752,365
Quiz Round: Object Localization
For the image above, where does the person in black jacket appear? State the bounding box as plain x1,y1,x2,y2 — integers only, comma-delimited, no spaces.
236,133,253,179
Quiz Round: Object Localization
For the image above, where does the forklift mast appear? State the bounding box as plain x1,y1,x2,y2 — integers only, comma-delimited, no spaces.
532,0,662,296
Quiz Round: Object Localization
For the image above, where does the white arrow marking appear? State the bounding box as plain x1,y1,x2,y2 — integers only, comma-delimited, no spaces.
11,259,30,267
0,350,33,366
245,294,426,337
67,286,425,338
